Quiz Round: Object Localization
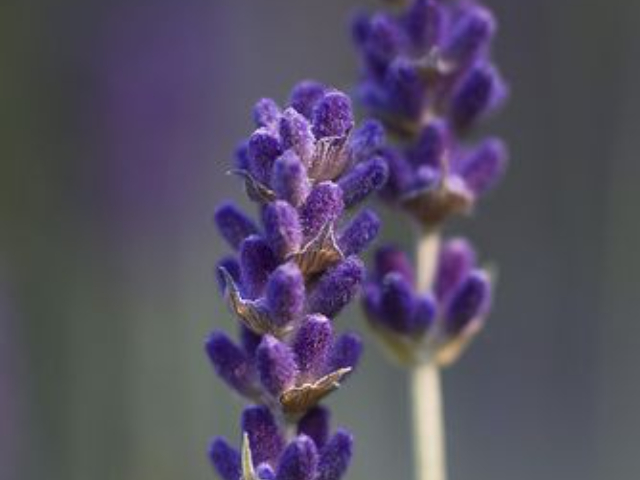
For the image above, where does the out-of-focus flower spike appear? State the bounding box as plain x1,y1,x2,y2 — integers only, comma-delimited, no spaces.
253,98,281,130
380,272,417,334
434,237,476,302
290,80,327,119
311,91,355,139
241,406,285,466
288,221,344,278
272,151,311,209
214,201,259,250
209,437,241,480
329,332,363,373
385,58,424,121
374,245,415,284
248,129,283,185
451,62,507,131
444,269,491,334
458,137,508,196
409,121,449,168
300,182,345,239
240,235,278,299
279,108,316,165
412,294,437,333
316,429,354,480
265,263,305,328
262,201,303,260
338,156,389,209
366,13,404,68
349,119,385,162
380,147,415,199
307,256,365,318
293,314,334,378
275,435,318,480
443,5,496,68
206,331,256,398
256,335,298,397
338,209,381,257
298,406,330,450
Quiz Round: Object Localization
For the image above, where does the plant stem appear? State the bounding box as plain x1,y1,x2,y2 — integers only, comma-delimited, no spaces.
411,232,447,480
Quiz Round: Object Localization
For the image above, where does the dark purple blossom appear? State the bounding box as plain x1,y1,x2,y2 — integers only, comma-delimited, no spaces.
363,238,492,365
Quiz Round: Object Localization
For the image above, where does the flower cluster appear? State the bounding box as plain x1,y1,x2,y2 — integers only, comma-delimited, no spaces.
352,0,508,228
208,82,389,479
362,239,492,366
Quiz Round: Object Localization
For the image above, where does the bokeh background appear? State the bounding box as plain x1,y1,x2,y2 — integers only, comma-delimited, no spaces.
1,0,639,479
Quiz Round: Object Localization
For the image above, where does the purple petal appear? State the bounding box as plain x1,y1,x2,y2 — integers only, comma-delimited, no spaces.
307,256,365,318
300,182,344,239
272,150,311,209
412,294,437,334
293,314,334,378
444,270,492,334
265,263,305,327
248,128,283,185
379,272,418,334
279,107,315,163
457,138,508,196
349,119,385,162
434,238,476,303
262,201,303,259
209,437,241,480
298,406,331,450
444,5,496,68
365,13,403,67
329,332,363,373
317,429,353,480
241,406,285,465
214,201,259,250
385,58,424,120
205,331,254,397
253,98,281,129
275,436,319,480
311,92,354,139
257,463,276,480
239,235,278,299
374,245,414,285
290,80,327,118
256,335,298,396
408,121,449,169
338,209,381,257
338,157,388,209
403,0,442,49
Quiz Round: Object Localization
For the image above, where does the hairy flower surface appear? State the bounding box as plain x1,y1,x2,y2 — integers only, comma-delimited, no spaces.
352,0,508,228
362,238,492,366
208,82,387,479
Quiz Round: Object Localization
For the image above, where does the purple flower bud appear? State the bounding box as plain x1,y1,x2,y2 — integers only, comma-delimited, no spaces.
385,58,424,120
240,324,261,359
451,63,506,130
403,0,442,49
241,406,285,466
265,263,305,327
239,235,278,299
458,138,508,196
298,406,330,449
444,5,496,68
317,429,353,480
338,209,381,257
380,273,417,334
361,283,383,324
434,238,476,302
293,314,334,377
307,256,365,318
338,157,389,209
248,128,283,185
262,201,303,259
412,294,437,333
214,201,259,250
374,245,415,285
349,119,385,162
273,151,311,209
235,141,250,171
311,92,354,139
254,98,281,129
329,332,363,372
300,182,344,239
206,331,255,397
350,10,371,48
257,463,276,480
290,80,327,118
379,147,414,199
209,437,241,480
256,335,298,396
445,270,491,334
216,256,241,294
366,14,403,67
409,121,449,168
275,436,318,480
279,108,315,163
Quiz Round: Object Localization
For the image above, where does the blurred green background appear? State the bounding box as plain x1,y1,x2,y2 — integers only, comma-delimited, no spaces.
1,0,639,479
